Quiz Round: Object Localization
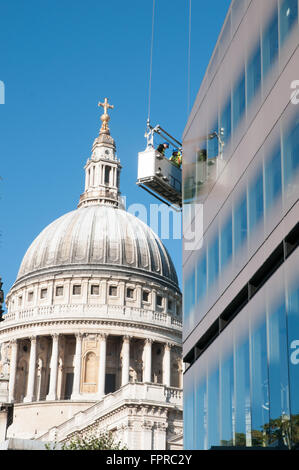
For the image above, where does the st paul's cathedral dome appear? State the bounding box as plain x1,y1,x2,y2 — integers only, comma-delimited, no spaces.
0,99,183,450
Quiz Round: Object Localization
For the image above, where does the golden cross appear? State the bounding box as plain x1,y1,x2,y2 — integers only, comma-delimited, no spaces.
98,97,114,115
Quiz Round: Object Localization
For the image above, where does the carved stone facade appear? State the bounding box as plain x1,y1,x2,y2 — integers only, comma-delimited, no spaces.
0,106,183,449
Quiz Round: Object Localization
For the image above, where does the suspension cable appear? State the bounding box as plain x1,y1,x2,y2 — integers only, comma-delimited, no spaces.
187,0,192,117
147,0,156,124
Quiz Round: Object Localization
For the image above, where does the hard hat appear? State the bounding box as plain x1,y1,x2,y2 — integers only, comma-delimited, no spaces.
173,148,178,152
163,142,169,146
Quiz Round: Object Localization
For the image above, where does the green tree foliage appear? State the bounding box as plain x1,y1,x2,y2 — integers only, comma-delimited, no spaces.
45,431,127,450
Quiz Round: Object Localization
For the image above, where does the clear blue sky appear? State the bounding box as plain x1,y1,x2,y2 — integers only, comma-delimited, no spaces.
0,0,230,302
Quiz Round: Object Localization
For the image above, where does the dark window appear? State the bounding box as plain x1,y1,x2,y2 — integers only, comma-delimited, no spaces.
105,374,116,394
157,295,163,306
40,288,47,299
168,299,173,310
126,288,134,299
56,286,63,296
72,285,81,295
109,285,117,296
27,292,33,302
104,166,111,185
143,291,150,302
64,373,74,400
91,285,99,295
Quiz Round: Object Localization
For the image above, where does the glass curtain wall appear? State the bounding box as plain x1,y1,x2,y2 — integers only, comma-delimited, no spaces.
184,256,299,449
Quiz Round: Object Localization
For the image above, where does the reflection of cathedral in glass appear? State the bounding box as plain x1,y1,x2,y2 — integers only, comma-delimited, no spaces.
183,0,299,449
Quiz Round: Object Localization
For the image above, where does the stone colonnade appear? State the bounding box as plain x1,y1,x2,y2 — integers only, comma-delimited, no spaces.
7,333,177,404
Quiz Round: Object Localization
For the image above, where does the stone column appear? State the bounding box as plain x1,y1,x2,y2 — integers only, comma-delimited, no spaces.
71,333,83,400
24,336,37,403
152,289,157,310
119,282,125,306
8,340,18,403
48,280,54,305
99,164,103,185
142,421,153,450
33,284,39,307
179,356,184,388
101,280,107,305
121,336,130,387
136,285,142,309
173,295,177,316
143,339,152,383
82,280,88,304
84,166,89,190
46,334,59,401
65,280,71,305
97,333,107,399
155,422,168,450
163,343,171,387
36,358,43,402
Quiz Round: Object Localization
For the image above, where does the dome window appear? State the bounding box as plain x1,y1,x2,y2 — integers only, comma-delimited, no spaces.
40,288,47,299
18,296,23,306
168,299,173,310
104,166,111,185
27,292,33,302
143,291,150,302
126,288,134,299
72,285,81,295
56,286,63,297
157,295,163,307
91,285,99,295
109,285,117,296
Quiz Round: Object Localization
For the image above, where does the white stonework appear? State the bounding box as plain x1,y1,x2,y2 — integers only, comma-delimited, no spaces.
0,108,183,449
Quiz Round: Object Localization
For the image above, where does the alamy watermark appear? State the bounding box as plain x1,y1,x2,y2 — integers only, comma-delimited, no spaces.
290,80,299,105
290,340,299,365
121,197,203,251
0,81,4,104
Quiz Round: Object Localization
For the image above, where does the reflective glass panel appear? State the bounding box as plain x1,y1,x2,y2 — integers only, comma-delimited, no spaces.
220,352,234,446
265,147,282,210
250,314,270,447
234,193,247,253
207,119,219,160
184,271,196,323
220,215,233,270
208,235,219,288
279,0,298,47
287,284,299,448
233,71,246,131
262,10,279,78
234,335,251,446
220,96,232,146
195,378,207,449
196,253,207,303
248,170,264,233
207,366,220,448
184,382,195,449
283,114,299,188
267,298,290,446
247,42,262,107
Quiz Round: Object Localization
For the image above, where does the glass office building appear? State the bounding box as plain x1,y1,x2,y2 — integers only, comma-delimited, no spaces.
183,0,299,449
